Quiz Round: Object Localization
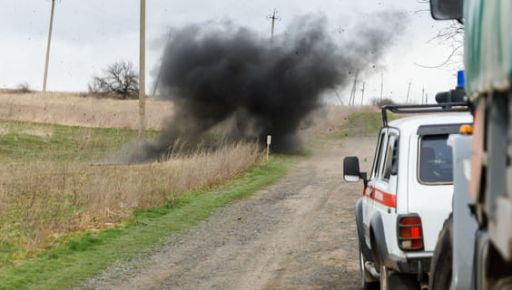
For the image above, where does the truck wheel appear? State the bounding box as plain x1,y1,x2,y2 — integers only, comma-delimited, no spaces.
380,264,419,290
429,215,453,290
359,250,378,290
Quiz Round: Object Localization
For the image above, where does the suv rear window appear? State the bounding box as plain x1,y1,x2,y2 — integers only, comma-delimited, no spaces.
419,134,453,184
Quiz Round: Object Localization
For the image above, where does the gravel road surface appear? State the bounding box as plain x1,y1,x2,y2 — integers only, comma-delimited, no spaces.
83,137,375,290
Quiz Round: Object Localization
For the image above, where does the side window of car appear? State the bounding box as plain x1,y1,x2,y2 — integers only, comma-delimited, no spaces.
371,131,387,179
382,134,399,181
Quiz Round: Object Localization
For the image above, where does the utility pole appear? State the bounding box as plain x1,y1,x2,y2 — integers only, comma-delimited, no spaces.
152,66,161,97
267,9,280,40
406,81,412,104
348,72,358,106
152,32,172,97
380,72,384,101
422,86,425,104
43,0,56,93
332,89,343,106
354,73,359,106
139,0,146,141
360,81,366,106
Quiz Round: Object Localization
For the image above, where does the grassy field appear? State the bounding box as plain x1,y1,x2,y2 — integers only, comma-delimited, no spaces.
332,110,398,138
0,92,172,130
0,119,261,265
0,156,291,290
0,120,158,162
0,100,365,289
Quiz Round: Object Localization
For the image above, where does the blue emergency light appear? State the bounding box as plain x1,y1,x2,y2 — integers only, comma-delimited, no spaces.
457,70,464,89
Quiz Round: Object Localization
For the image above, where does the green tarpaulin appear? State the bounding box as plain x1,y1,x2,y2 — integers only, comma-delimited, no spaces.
465,0,512,97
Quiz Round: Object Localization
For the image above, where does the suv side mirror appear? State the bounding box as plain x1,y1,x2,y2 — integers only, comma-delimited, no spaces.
344,156,364,182
430,0,463,21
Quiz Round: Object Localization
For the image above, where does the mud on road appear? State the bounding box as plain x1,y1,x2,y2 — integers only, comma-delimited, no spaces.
83,137,375,290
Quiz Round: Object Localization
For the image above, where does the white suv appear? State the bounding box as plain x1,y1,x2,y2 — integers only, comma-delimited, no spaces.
343,104,472,290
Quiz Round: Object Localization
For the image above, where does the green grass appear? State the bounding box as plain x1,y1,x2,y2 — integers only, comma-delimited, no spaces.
332,111,399,138
0,156,294,290
0,120,158,162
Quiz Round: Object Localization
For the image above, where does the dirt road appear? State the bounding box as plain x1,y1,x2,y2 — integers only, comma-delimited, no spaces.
83,136,375,290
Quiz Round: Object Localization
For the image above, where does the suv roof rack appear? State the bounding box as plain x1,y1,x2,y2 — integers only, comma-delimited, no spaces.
381,102,470,127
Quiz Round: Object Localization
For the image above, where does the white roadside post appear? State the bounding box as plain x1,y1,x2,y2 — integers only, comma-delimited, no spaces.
266,135,272,161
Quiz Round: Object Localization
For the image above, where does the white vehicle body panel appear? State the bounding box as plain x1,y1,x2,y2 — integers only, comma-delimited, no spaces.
363,113,473,263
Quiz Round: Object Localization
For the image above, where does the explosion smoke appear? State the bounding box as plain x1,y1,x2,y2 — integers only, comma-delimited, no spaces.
131,12,406,162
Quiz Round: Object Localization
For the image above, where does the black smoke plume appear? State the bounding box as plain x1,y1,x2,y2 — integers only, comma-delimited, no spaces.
130,12,405,162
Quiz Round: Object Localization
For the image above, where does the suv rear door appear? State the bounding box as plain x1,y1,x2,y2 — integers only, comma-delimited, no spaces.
407,125,460,251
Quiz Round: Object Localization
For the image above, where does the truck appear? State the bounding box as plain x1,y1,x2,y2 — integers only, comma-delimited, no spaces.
429,0,512,289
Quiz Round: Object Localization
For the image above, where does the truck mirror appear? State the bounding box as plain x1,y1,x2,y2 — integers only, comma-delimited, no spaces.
344,156,361,182
430,0,463,21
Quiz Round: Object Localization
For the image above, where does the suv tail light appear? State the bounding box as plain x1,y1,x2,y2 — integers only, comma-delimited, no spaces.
397,215,424,251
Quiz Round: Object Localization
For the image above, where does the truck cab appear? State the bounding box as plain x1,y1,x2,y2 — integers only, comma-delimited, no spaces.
344,104,472,290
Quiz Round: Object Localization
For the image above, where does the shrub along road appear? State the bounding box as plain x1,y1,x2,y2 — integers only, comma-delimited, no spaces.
83,136,375,290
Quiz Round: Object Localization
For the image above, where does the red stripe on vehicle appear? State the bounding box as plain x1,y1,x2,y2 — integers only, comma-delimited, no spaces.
366,186,396,208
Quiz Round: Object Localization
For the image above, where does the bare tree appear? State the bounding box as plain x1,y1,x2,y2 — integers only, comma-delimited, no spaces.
88,61,139,99
415,0,464,69
418,21,464,69
16,82,32,94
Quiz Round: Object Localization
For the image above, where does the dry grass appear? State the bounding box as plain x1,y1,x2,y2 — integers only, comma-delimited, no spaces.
0,92,172,130
0,93,361,256
0,142,259,251
300,105,377,141
306,106,352,134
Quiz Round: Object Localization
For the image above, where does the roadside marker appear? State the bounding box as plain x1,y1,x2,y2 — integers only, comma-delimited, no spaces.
266,135,272,161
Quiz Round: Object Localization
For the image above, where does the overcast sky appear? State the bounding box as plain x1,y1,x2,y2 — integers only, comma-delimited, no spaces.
0,0,460,104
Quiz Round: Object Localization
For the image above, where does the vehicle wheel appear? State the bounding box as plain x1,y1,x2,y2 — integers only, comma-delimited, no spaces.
359,250,378,290
429,215,453,290
495,277,512,290
380,263,420,290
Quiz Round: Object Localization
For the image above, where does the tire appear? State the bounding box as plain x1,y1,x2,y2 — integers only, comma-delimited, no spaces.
429,215,453,290
495,277,512,290
359,248,379,290
380,263,420,290
357,224,378,289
